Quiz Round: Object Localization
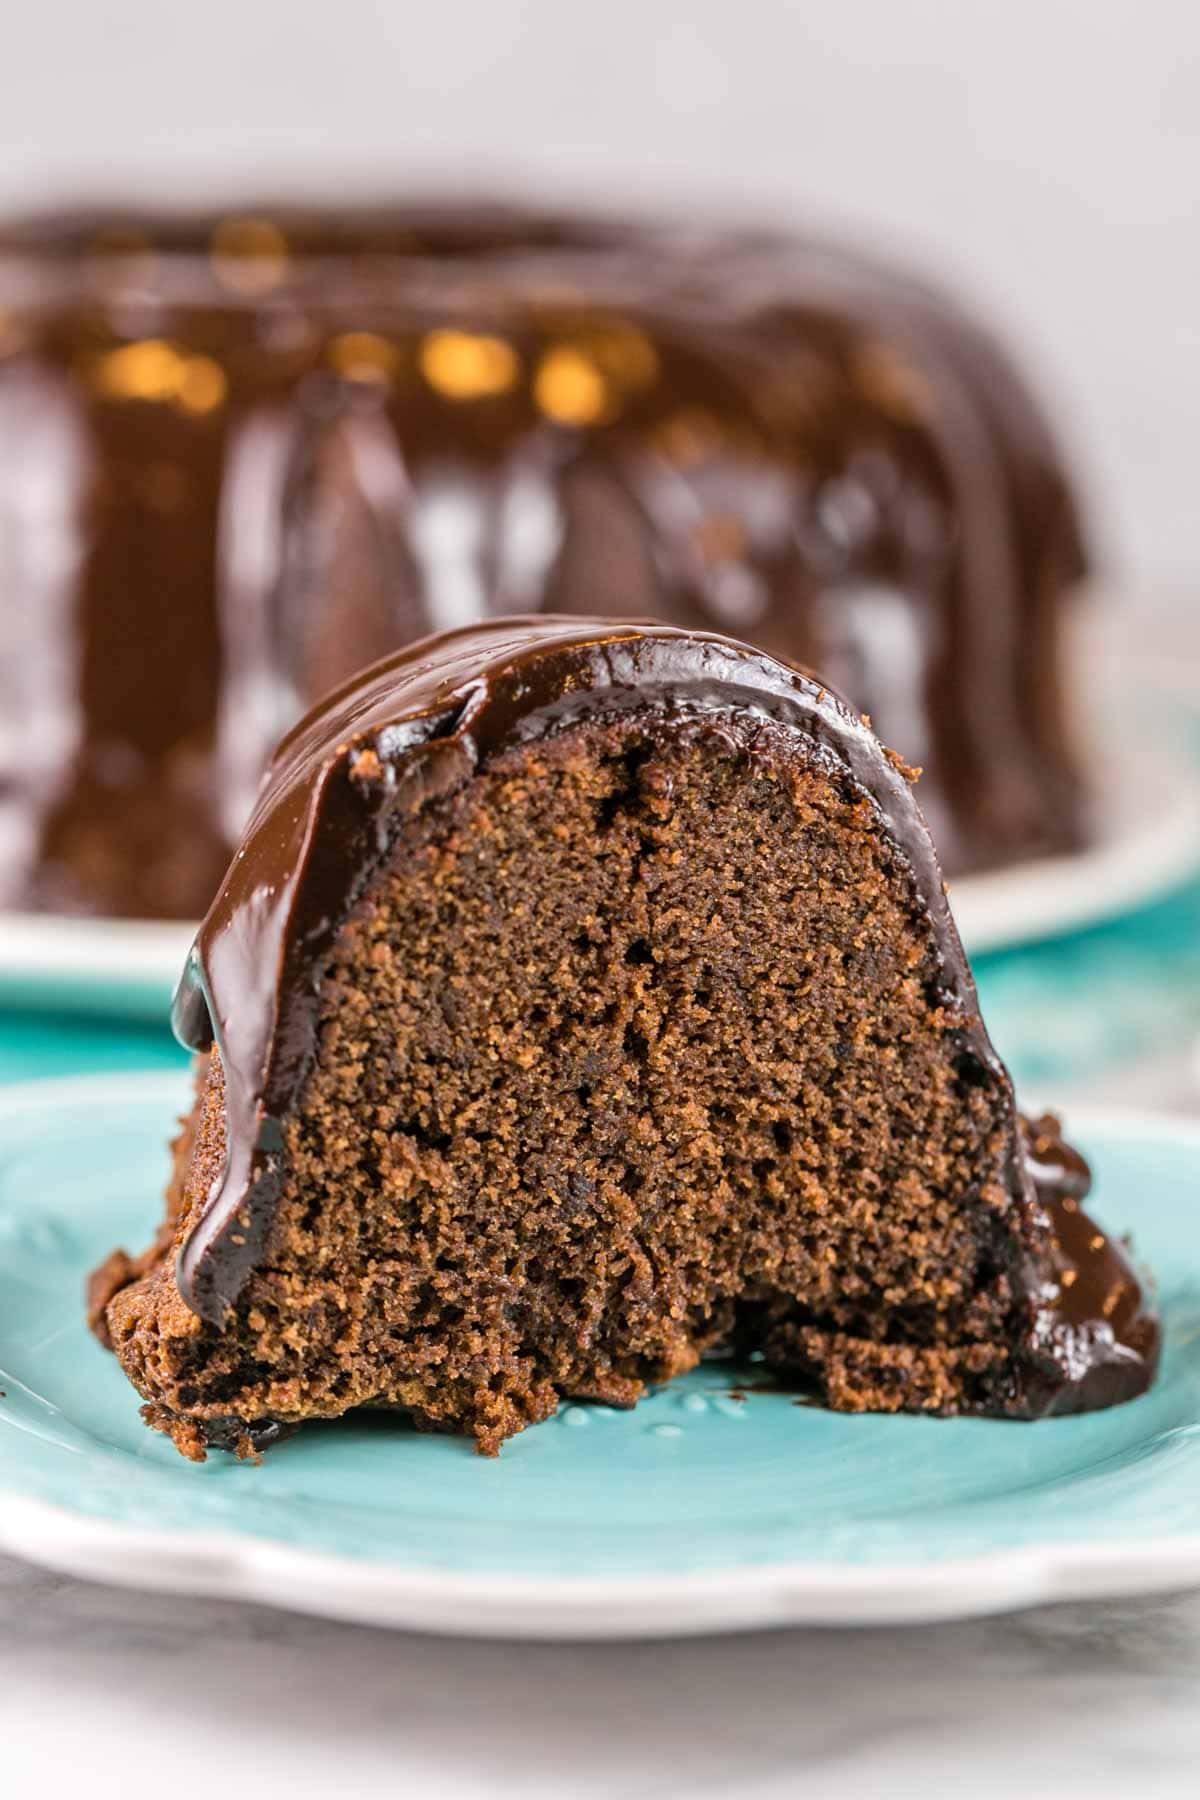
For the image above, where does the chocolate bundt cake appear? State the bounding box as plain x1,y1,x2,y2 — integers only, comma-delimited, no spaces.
89,618,1156,1459
1,201,1087,918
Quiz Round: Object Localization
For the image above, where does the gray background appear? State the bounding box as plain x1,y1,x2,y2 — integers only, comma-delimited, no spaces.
2,0,1197,595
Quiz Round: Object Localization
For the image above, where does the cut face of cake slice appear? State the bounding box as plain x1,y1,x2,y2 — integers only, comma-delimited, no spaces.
88,617,1157,1458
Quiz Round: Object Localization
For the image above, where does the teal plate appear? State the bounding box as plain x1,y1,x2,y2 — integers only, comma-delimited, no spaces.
1,1073,1199,1637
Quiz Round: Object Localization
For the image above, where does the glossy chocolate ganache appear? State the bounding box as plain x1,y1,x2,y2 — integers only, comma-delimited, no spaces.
137,618,1155,1443
1,201,1088,919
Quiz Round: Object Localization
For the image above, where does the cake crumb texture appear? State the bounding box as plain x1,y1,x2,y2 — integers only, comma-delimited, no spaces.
105,713,1035,1453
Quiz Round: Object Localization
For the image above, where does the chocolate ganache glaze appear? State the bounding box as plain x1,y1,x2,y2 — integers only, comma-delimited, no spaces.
0,200,1087,916
172,616,1156,1412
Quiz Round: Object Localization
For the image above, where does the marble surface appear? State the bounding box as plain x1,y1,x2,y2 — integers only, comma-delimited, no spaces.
2,1552,1199,1798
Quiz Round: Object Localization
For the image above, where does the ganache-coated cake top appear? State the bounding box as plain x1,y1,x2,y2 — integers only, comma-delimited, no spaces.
171,615,1156,1411
0,198,1086,917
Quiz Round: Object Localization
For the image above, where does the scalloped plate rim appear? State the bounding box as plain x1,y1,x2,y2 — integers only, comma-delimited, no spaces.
2,1492,1200,1637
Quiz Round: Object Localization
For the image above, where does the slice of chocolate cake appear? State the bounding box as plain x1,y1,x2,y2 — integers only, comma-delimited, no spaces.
89,618,1157,1458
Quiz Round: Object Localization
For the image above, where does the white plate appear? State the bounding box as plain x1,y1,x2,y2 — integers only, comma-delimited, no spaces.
0,914,194,1016
948,735,1200,955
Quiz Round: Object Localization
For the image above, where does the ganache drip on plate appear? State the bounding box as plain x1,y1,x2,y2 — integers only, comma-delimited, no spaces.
1019,1111,1159,1412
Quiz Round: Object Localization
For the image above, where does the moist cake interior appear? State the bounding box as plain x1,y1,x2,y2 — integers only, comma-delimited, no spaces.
108,707,1028,1455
